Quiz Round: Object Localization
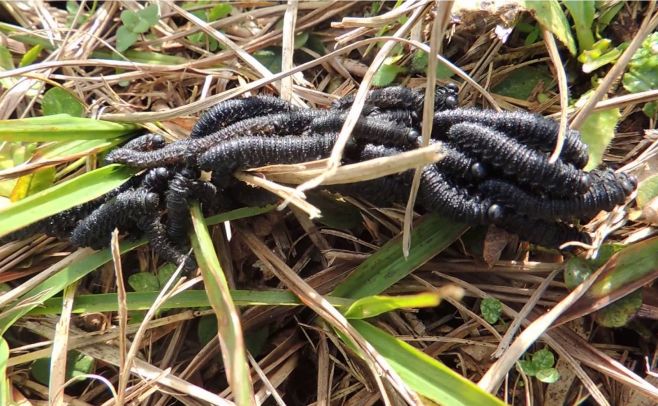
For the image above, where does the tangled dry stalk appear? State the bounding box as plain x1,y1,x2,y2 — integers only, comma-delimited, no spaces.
2,1,658,405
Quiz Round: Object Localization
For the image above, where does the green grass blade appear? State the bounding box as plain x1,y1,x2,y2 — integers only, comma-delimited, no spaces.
343,293,440,319
350,320,507,406
205,204,275,226
0,164,135,237
333,213,467,299
0,240,144,333
92,50,189,65
521,0,577,55
189,202,255,405
28,290,352,315
0,337,8,404
589,236,658,297
0,23,56,50
39,138,124,158
559,236,658,324
0,114,138,142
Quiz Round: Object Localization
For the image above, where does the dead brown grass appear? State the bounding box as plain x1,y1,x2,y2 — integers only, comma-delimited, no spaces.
2,1,658,405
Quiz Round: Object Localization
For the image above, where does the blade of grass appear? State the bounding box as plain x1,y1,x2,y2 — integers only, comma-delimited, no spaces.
0,114,138,142
0,337,8,404
205,205,275,226
40,138,123,158
239,228,420,404
350,319,507,406
557,235,658,324
2,203,274,324
343,292,441,320
0,138,126,181
333,213,467,299
189,202,255,406
0,240,143,334
28,290,352,315
0,164,136,237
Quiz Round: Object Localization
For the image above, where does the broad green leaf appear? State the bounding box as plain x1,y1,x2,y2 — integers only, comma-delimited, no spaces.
139,4,160,28
372,63,404,87
0,240,143,333
623,32,658,117
157,263,178,287
637,174,658,208
333,213,467,299
28,290,350,315
120,9,140,29
294,32,309,49
208,3,232,20
343,293,440,319
480,297,503,324
30,351,95,386
0,114,137,142
197,315,218,345
532,348,555,370
128,272,160,292
245,326,270,357
121,6,158,34
19,44,42,67
577,107,620,170
307,193,362,230
578,39,623,73
623,32,658,93
518,359,539,376
492,65,553,100
563,0,595,52
564,257,593,289
409,49,455,79
643,102,658,118
536,368,560,384
0,164,135,237
305,34,326,55
436,60,455,80
0,337,8,405
350,320,506,406
30,358,51,386
410,49,428,72
594,289,642,327
41,87,85,117
68,351,96,377
116,26,139,52
253,48,281,73
521,0,577,55
189,203,255,405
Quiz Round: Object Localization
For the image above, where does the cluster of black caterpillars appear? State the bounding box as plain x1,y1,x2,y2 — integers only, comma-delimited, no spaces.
1,85,637,270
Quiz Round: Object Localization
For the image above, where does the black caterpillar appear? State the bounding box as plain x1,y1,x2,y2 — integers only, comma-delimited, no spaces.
0,85,636,270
